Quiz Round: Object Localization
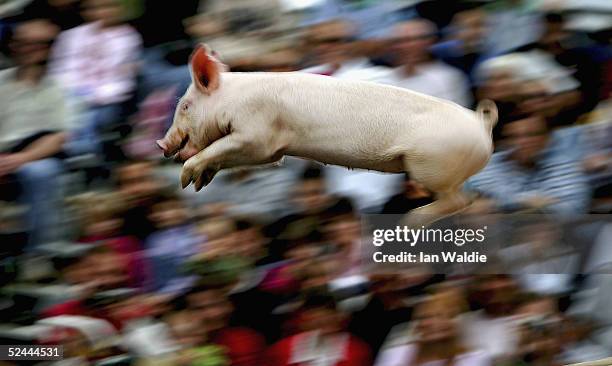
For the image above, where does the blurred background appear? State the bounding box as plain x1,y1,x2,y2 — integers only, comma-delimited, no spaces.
0,0,611,365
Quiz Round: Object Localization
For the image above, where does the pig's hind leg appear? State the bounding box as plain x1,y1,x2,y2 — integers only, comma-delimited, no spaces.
403,190,471,228
401,155,474,227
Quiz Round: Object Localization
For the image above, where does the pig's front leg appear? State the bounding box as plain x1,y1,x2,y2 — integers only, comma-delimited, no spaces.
181,133,279,191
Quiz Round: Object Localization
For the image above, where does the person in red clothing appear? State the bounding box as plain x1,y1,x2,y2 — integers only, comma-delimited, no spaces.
185,283,266,366
266,292,372,366
41,246,124,325
72,191,149,290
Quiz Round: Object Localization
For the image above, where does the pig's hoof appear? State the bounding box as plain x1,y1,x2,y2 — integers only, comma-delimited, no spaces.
181,167,194,188
194,175,205,192
181,176,191,189
194,169,217,191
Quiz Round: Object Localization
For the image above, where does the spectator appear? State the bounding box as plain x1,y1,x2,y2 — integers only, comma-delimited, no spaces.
388,18,472,107
71,191,148,290
433,7,490,85
116,160,161,241
511,294,565,366
499,220,578,297
49,0,141,154
0,18,69,248
301,19,389,81
185,283,266,366
517,12,604,125
461,276,521,362
160,310,229,365
375,290,491,366
294,164,332,217
144,193,200,296
266,292,372,366
322,197,363,276
349,272,438,358
466,112,591,215
41,245,130,327
380,173,433,215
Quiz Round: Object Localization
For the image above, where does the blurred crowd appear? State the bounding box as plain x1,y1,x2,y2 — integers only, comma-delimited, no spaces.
0,0,611,365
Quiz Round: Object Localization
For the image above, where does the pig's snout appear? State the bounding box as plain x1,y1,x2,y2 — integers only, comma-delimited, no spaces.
157,138,179,158
157,133,190,158
156,139,170,156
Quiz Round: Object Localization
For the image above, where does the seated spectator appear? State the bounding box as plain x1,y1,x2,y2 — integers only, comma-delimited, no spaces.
293,165,333,217
260,228,324,296
70,191,148,290
301,19,390,82
466,112,591,215
185,283,266,366
160,310,229,366
41,246,130,327
375,289,491,366
266,292,372,366
0,18,70,248
49,0,141,154
517,12,604,123
322,197,363,276
461,275,521,362
144,192,200,295
433,7,490,85
511,294,565,366
349,272,440,358
475,51,581,135
380,173,433,215
116,160,162,241
388,19,472,107
499,220,578,297
38,314,119,363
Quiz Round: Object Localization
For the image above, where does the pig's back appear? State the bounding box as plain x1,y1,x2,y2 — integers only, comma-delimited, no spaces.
224,72,489,172
279,71,482,135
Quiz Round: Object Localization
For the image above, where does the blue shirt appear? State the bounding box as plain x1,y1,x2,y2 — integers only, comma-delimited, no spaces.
144,225,200,295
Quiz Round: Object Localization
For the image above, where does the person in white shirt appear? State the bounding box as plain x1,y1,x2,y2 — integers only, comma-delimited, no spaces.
375,290,491,366
49,0,142,154
459,276,521,362
387,19,473,108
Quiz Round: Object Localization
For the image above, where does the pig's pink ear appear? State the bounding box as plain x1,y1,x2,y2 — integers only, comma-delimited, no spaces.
190,44,221,95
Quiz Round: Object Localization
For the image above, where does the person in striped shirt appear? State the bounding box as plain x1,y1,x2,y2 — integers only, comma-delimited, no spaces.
466,112,591,215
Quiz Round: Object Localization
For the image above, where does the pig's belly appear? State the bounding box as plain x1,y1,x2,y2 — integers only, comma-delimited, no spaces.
286,146,406,173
